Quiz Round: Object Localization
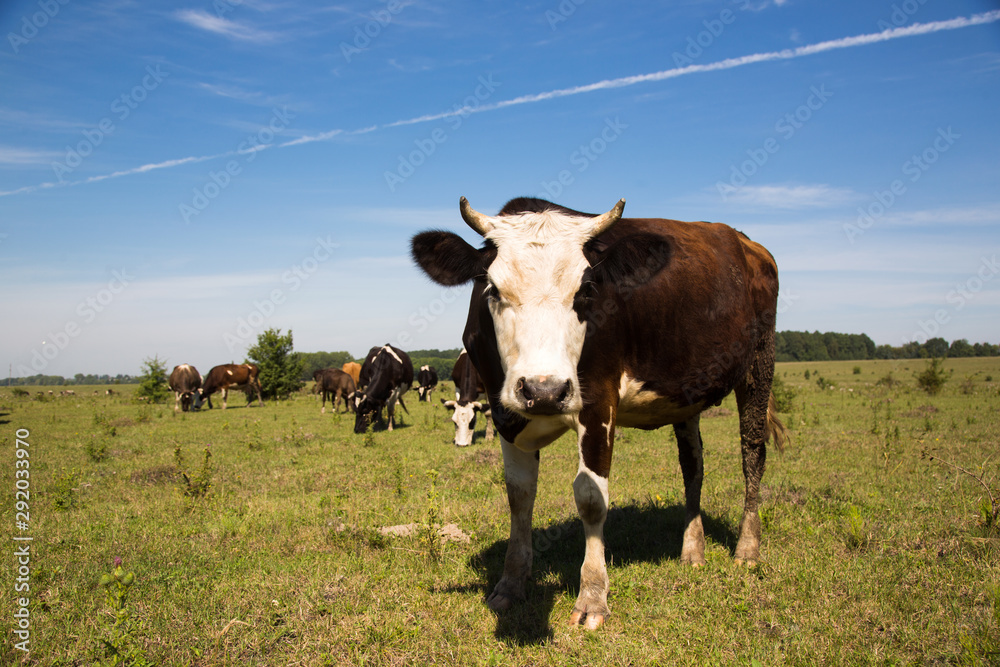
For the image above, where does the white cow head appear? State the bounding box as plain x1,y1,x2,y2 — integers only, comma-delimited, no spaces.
413,197,672,419
442,398,482,446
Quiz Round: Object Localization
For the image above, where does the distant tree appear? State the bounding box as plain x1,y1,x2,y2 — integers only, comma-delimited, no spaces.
135,356,170,403
247,328,304,400
298,351,354,381
948,339,975,358
924,337,949,359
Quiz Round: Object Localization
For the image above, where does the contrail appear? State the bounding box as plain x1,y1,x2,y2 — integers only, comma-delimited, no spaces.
4,10,998,198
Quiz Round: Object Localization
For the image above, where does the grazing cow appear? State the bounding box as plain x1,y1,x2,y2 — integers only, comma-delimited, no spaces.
411,196,787,629
342,361,361,386
442,350,494,446
193,363,264,410
313,368,356,414
416,365,439,402
353,344,413,433
168,364,202,413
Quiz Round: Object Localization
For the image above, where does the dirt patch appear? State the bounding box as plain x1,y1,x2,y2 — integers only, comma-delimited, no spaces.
130,464,177,485
379,523,471,544
702,407,734,418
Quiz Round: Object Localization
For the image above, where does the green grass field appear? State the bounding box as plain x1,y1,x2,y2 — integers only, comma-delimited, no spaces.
2,357,999,665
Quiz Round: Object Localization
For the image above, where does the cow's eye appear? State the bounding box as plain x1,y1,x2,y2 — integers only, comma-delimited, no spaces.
484,282,500,303
572,281,598,317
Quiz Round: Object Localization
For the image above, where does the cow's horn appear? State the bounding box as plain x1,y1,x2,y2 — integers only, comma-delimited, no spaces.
459,196,494,236
589,198,626,236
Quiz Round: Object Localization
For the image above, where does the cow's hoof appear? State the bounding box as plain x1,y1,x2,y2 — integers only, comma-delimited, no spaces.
569,610,606,630
486,591,515,612
734,557,758,567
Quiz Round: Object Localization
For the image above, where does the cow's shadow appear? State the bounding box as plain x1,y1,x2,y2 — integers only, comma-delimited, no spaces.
448,502,738,645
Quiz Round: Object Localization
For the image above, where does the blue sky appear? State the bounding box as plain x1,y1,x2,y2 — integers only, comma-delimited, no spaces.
2,0,999,378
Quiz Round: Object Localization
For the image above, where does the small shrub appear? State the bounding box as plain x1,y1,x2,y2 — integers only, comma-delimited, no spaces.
915,358,950,396
98,557,151,666
85,436,109,462
804,370,811,380
816,375,833,390
853,366,862,375
52,468,80,511
175,446,213,499
877,372,901,389
12,387,29,397
771,374,796,413
844,505,870,551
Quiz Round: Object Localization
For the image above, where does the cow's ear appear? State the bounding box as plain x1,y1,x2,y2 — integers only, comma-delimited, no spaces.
411,231,485,286
585,233,671,290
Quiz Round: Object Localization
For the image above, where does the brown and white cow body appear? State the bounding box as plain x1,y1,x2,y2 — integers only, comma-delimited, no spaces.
168,364,202,412
314,368,356,414
193,363,264,410
411,196,787,629
442,350,493,446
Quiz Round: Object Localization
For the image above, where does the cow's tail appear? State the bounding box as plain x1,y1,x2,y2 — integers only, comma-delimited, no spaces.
766,392,790,453
398,395,410,415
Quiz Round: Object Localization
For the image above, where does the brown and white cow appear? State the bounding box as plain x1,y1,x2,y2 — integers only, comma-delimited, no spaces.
313,368,356,414
353,344,412,433
193,363,264,410
441,350,493,446
411,196,787,629
168,364,202,412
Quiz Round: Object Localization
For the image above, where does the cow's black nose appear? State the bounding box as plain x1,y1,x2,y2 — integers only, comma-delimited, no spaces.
516,376,572,415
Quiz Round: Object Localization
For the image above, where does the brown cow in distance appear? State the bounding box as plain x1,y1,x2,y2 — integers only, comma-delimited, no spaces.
193,363,264,409
341,361,361,385
168,364,202,412
411,196,788,629
314,368,356,414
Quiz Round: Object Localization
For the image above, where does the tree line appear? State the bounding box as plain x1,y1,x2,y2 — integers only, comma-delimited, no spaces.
775,331,999,362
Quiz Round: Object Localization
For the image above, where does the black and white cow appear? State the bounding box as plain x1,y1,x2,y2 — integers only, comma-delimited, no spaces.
353,344,413,433
411,196,787,629
416,365,438,402
441,350,493,446
168,364,202,413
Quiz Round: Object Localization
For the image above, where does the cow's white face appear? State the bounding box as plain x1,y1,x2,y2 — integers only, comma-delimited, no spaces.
444,399,481,446
484,215,596,416
410,197,632,419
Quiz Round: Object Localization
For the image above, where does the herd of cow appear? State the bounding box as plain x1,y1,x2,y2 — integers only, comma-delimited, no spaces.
167,345,493,446
173,195,788,630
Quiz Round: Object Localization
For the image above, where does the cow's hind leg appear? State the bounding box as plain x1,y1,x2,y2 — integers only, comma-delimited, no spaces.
487,437,539,612
674,417,706,566
733,335,777,565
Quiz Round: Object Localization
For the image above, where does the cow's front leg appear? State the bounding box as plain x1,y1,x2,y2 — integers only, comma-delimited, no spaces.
570,413,614,630
221,388,228,410
487,436,539,611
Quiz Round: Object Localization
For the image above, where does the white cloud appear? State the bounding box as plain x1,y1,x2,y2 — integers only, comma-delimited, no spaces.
723,184,860,209
174,10,278,42
0,146,61,166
